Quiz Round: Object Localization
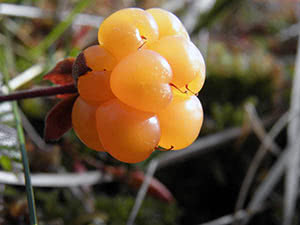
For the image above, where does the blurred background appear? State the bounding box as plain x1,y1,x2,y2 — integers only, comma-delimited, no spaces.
0,0,299,224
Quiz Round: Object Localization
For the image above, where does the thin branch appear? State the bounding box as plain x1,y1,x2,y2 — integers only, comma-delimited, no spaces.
126,160,159,225
0,83,77,102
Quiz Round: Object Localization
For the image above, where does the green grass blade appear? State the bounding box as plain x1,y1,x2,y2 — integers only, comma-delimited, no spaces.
1,25,38,225
12,101,38,225
30,0,93,58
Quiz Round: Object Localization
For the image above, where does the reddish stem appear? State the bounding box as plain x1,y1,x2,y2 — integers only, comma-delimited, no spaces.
0,84,77,102
169,83,187,94
155,145,174,151
185,84,198,96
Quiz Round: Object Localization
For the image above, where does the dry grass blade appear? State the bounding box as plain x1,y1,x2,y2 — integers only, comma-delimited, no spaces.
8,64,44,91
182,0,216,32
0,3,102,28
0,3,48,19
0,170,110,187
161,1,184,12
197,210,250,225
1,64,44,94
243,148,290,224
19,110,51,151
278,23,300,41
157,111,279,170
244,103,280,154
126,160,159,225
235,111,289,212
284,33,300,225
157,127,242,170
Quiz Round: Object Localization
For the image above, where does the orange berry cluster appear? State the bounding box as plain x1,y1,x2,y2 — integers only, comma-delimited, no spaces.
72,8,206,163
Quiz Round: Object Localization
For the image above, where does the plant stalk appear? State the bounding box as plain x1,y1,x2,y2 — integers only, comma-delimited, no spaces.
0,84,77,102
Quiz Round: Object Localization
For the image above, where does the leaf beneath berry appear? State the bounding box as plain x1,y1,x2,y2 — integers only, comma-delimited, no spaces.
128,170,175,203
43,58,75,85
44,95,78,142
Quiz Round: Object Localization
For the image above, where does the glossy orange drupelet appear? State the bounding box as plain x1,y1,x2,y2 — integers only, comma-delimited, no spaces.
72,7,206,163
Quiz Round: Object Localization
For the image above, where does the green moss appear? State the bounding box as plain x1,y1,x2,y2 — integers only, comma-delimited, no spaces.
95,195,180,225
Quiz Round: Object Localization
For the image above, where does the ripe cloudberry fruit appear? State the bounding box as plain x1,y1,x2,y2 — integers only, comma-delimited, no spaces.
70,7,206,163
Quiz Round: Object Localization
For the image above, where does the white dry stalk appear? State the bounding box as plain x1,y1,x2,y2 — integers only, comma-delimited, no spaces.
1,63,44,94
278,23,300,41
126,159,158,225
0,3,103,28
235,111,289,211
8,64,44,91
161,0,185,12
0,170,111,187
241,148,290,225
244,103,280,154
157,127,241,170
243,138,300,225
197,210,250,225
182,0,216,32
284,32,300,225
19,110,50,151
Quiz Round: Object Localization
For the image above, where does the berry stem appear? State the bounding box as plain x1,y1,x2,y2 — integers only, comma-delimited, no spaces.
155,145,174,151
0,83,77,102
185,84,198,96
169,83,187,94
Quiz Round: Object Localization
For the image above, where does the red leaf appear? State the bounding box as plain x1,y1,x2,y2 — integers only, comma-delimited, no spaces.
44,95,78,141
104,166,174,202
128,171,175,203
44,58,75,85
